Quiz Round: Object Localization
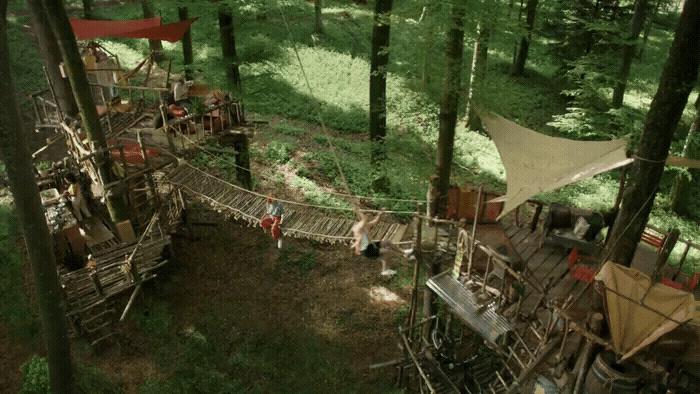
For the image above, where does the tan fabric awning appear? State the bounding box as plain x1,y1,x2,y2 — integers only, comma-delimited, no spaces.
479,112,633,219
595,262,696,361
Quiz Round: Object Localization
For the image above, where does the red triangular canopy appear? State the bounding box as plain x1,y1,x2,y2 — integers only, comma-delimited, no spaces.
69,17,198,43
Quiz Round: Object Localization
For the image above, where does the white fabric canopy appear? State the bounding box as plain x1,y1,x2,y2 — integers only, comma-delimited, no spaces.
595,262,696,361
480,112,633,219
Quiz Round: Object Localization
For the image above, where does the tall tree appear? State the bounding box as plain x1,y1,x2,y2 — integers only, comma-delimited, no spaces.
611,0,648,108
511,0,538,76
81,0,92,19
314,0,324,35
41,0,129,223
369,0,393,168
606,0,700,267
1,2,74,392
434,4,466,215
465,21,490,130
141,1,165,62
670,94,700,216
218,5,242,93
638,0,663,57
27,0,78,118
178,6,194,81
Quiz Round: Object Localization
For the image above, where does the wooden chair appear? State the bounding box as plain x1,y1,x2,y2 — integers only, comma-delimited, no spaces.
641,227,666,252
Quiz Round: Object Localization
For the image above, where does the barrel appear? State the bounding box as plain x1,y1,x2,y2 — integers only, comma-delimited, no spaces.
584,351,641,393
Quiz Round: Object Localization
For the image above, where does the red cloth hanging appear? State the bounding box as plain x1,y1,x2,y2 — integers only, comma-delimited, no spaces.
69,17,162,41
69,17,198,43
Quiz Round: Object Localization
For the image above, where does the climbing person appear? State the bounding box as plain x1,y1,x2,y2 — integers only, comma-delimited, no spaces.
350,206,414,277
63,172,91,223
260,193,284,249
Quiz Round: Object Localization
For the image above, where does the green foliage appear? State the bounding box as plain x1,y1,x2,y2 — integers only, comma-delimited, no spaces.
139,332,245,394
280,245,317,276
74,362,120,394
19,356,50,394
36,161,52,171
130,296,173,337
191,147,240,184
265,140,296,164
294,163,311,179
275,124,307,136
0,206,40,340
20,356,120,394
394,304,409,326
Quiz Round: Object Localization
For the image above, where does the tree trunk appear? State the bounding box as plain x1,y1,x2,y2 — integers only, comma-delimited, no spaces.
314,0,324,35
26,0,78,118
369,0,393,167
670,95,700,216
81,0,92,19
465,21,490,130
420,6,432,90
435,5,466,216
611,0,648,108
639,0,663,58
41,0,129,223
141,1,165,62
606,0,700,267
512,0,538,76
218,5,242,93
178,7,194,81
0,3,74,392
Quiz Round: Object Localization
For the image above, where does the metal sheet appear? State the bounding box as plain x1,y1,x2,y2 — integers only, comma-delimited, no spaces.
427,271,512,344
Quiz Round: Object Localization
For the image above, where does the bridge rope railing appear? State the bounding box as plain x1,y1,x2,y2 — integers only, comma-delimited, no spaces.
165,163,410,244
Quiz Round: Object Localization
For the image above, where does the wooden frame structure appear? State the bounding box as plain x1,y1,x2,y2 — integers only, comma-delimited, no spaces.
394,200,699,393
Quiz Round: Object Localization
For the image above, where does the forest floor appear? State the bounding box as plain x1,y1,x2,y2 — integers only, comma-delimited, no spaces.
0,205,412,392
0,118,413,392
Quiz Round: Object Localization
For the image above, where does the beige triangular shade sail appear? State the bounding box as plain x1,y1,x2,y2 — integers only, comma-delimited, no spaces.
479,112,633,219
595,262,696,361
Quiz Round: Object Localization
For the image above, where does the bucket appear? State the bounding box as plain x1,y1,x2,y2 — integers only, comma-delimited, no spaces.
584,351,641,393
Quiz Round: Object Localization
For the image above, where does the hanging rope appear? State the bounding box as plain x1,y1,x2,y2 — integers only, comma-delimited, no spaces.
176,134,425,204
276,3,357,206
171,161,416,214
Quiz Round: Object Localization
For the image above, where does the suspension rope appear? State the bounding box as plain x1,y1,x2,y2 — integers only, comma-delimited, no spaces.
171,161,416,214
178,131,425,204
276,3,357,205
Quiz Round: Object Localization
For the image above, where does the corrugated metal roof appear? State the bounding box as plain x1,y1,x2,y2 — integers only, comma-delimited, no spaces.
427,271,512,344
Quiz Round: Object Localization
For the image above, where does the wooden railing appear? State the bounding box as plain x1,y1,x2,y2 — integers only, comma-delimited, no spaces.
29,89,61,127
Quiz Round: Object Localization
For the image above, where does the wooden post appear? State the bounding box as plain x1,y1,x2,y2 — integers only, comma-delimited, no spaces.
506,333,564,394
137,131,159,206
573,313,604,394
613,164,630,211
672,242,691,281
99,88,113,135
89,271,104,297
422,239,441,343
218,5,242,92
654,227,680,275
165,59,173,88
530,202,542,233
408,205,423,338
160,105,177,154
119,283,142,322
178,7,194,81
42,67,64,121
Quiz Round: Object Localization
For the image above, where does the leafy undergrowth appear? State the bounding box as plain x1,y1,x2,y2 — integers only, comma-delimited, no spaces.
0,206,40,342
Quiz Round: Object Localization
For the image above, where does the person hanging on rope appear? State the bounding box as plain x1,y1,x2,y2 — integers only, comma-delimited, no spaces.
351,207,414,276
260,193,284,249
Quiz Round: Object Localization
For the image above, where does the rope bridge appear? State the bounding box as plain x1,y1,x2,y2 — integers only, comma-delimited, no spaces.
165,163,410,244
